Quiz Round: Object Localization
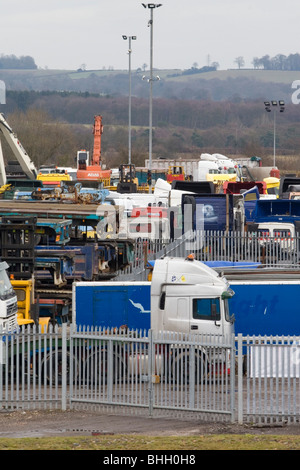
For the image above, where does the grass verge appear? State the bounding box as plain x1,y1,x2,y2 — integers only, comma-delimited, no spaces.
0,434,300,450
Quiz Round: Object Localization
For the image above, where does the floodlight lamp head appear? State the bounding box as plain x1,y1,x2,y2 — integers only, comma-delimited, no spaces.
142,3,163,8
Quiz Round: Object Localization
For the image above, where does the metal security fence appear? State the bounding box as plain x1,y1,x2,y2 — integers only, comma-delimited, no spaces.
116,230,300,281
164,230,300,266
0,324,68,411
236,334,300,425
1,325,300,425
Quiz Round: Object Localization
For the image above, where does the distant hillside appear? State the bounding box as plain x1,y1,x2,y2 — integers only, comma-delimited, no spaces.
0,68,297,102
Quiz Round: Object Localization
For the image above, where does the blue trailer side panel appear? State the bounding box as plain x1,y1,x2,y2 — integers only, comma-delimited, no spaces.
230,282,300,336
74,282,151,329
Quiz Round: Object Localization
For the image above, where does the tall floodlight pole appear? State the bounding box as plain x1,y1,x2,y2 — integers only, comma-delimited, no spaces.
122,35,136,165
264,100,285,167
142,3,162,192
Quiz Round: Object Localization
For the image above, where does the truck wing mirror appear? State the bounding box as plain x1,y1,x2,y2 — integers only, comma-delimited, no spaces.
221,288,235,299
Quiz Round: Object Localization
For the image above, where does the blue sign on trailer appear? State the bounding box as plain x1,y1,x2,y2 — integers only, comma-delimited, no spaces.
229,281,300,336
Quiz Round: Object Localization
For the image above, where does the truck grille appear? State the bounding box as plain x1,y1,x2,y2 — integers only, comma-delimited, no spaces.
7,301,18,317
1,315,18,333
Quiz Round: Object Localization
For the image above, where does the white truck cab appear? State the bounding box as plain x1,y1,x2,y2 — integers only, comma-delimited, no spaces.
151,255,235,338
0,261,18,332
253,222,296,252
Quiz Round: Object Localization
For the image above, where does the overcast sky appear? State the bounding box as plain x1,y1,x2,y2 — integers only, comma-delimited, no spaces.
0,0,299,71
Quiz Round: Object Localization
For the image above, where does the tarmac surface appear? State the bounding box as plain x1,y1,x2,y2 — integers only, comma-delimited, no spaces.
0,409,300,438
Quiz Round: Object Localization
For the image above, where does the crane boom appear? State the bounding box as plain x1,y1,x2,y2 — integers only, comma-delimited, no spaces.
0,139,6,186
91,115,103,166
76,115,111,182
0,113,37,183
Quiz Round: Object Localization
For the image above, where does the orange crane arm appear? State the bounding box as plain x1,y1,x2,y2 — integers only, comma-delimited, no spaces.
91,115,103,166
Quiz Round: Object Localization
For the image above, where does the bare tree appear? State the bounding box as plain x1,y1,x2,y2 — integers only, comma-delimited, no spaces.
234,56,245,69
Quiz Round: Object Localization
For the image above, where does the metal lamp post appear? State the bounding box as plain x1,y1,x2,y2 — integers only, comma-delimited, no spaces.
122,35,136,165
264,100,285,167
142,3,162,192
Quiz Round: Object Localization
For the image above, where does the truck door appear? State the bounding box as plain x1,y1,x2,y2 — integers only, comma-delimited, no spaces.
93,288,128,328
191,297,222,335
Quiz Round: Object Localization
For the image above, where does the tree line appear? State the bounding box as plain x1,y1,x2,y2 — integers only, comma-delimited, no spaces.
1,51,300,73
252,53,300,71
1,91,300,172
0,54,37,70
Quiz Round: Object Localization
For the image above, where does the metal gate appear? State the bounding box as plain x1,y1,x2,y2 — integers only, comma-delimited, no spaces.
69,327,235,422
2,326,300,425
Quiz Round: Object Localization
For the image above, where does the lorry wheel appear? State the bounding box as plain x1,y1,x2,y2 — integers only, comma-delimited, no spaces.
41,350,78,385
2,355,24,384
86,349,126,385
172,352,208,384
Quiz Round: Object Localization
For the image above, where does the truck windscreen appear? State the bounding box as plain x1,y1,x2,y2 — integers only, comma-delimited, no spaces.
0,270,14,298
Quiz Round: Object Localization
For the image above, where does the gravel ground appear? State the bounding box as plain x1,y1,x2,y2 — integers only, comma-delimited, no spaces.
0,409,300,438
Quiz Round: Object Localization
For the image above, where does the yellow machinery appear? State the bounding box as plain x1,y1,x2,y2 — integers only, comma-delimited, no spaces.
206,173,237,184
0,184,12,194
263,177,280,197
36,172,71,186
11,279,50,332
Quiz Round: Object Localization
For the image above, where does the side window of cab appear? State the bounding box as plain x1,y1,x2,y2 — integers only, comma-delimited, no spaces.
192,298,220,321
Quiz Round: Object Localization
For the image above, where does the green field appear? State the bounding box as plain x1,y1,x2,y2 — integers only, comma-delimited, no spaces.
0,433,299,450
2,67,300,84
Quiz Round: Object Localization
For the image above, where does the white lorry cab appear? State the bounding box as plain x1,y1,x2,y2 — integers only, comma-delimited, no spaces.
0,261,18,332
151,255,235,339
249,222,296,253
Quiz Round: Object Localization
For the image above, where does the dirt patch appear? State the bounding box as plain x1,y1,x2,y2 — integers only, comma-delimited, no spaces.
0,409,299,438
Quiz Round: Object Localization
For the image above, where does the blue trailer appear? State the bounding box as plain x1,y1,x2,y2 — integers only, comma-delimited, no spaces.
73,274,300,336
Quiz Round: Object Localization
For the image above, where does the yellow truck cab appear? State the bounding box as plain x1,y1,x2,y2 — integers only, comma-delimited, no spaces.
11,279,50,332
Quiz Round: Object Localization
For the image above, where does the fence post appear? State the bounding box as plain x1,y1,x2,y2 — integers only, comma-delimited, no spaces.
61,323,67,411
237,333,243,424
230,333,236,423
189,341,195,408
148,329,154,417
